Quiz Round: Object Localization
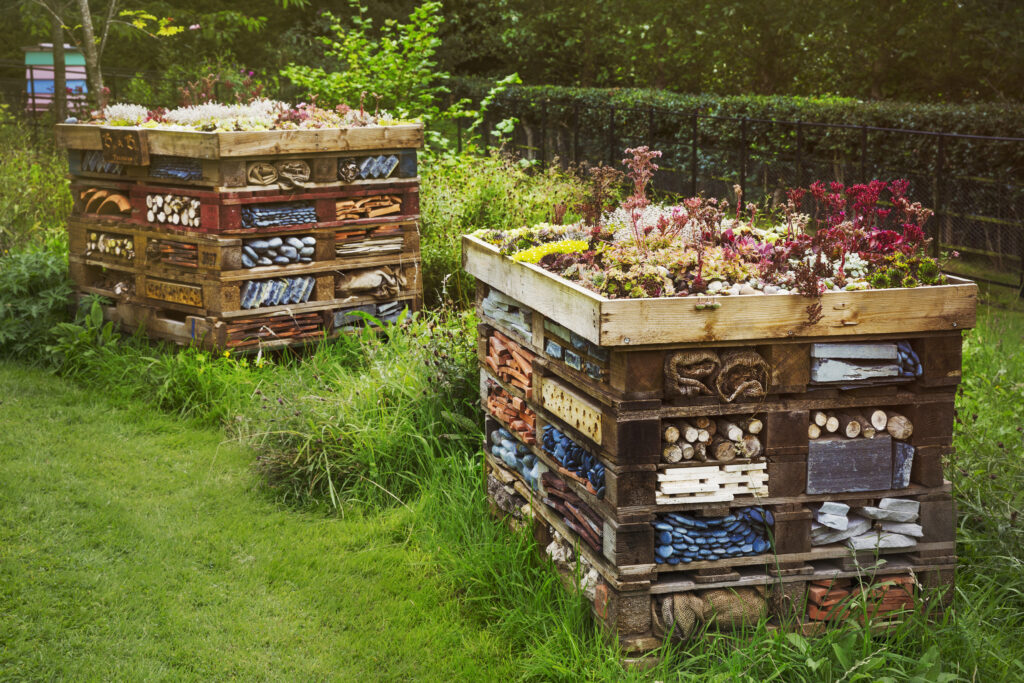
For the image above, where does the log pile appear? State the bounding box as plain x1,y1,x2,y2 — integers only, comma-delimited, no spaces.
484,330,535,395
486,383,536,444
808,408,913,441
146,192,202,227
661,415,763,463
334,194,402,220
541,424,606,499
665,348,769,402
541,472,603,552
653,507,773,565
655,463,768,504
85,231,135,261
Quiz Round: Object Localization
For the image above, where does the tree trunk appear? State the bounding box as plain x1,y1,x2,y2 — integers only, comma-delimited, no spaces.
49,3,67,120
75,0,104,102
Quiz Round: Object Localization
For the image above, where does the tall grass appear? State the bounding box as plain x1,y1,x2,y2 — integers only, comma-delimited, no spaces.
419,153,585,307
0,119,72,254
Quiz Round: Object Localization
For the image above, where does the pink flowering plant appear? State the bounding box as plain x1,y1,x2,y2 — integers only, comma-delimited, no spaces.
473,147,952,301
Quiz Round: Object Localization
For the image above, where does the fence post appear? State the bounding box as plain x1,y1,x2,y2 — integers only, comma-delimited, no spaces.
540,101,547,167
860,125,868,181
933,135,945,258
739,117,748,210
690,112,698,196
572,103,580,165
647,106,655,148
608,106,616,165
482,107,489,155
796,121,804,187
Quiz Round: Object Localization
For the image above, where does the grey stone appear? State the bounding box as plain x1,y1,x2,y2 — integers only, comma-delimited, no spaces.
879,498,920,514
858,506,918,523
810,515,871,546
816,512,849,530
819,501,850,516
880,522,924,538
846,531,917,550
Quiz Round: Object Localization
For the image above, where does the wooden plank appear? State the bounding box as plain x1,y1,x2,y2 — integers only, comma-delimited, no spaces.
811,343,898,360
463,235,604,344
57,124,424,158
810,358,900,382
806,436,893,494
892,442,915,489
598,280,977,346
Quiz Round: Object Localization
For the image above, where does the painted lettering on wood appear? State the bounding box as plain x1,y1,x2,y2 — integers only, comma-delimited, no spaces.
101,129,149,166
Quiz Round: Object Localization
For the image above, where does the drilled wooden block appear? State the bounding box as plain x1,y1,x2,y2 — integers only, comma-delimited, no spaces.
541,376,603,445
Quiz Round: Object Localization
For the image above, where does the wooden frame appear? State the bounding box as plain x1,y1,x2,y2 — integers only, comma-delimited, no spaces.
463,234,978,347
56,123,424,158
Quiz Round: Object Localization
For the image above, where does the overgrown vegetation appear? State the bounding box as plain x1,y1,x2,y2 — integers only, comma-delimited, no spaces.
0,115,72,254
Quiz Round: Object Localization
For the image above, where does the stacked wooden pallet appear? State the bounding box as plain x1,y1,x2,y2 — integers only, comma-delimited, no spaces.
57,122,424,350
466,231,976,656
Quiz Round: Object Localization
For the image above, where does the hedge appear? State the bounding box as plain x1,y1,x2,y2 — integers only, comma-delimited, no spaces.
451,78,1024,184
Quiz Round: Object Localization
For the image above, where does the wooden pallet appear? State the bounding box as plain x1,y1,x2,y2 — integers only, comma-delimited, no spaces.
55,123,424,159
67,218,420,280
79,294,421,351
70,254,421,319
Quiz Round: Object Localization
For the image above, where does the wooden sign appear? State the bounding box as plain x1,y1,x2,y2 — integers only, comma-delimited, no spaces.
144,278,203,308
101,128,149,166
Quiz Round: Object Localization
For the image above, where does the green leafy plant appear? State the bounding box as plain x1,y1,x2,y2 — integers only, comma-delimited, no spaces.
0,249,72,361
281,0,460,130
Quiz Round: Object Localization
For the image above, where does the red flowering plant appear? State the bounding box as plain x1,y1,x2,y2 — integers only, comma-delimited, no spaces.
472,148,954,303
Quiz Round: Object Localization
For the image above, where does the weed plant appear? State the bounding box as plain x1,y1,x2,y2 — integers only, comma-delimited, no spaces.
419,153,586,307
0,119,72,253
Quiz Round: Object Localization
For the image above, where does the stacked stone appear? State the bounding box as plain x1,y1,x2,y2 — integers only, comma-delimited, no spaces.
654,507,773,564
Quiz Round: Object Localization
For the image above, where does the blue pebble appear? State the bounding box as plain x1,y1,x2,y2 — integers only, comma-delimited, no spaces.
657,545,674,558
655,555,665,564
753,538,768,553
681,556,692,563
764,510,775,526
667,556,681,565
659,531,672,544
707,554,719,560
654,522,672,532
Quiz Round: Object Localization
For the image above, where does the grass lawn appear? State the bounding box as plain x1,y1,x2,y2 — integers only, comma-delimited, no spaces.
2,306,1024,681
0,363,512,681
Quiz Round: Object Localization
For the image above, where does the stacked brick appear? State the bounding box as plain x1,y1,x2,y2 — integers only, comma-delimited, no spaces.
57,124,423,350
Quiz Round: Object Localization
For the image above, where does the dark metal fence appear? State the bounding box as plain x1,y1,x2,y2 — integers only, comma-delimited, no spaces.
458,96,1024,294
